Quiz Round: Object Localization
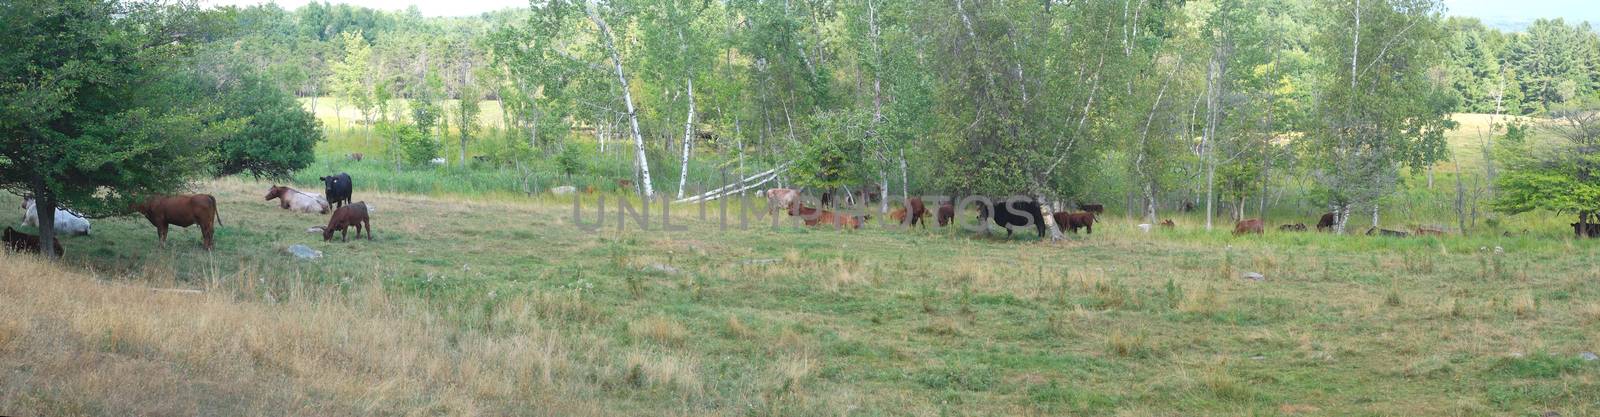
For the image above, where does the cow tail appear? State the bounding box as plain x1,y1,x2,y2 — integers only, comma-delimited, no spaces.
209,195,224,227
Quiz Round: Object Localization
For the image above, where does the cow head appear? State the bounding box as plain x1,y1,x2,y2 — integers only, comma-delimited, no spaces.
265,186,287,201
322,227,334,241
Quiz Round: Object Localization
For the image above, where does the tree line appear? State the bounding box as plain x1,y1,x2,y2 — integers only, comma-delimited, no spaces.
7,0,1600,253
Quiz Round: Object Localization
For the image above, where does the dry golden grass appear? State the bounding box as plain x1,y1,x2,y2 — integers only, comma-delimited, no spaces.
0,251,641,416
628,316,689,347
1579,302,1600,325
822,257,866,293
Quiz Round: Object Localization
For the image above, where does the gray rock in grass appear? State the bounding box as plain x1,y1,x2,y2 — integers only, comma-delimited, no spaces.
287,244,323,260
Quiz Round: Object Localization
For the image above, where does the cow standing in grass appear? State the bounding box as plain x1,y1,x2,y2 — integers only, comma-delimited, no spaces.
979,199,1047,239
131,195,221,250
1233,219,1264,236
324,202,372,242
320,173,353,210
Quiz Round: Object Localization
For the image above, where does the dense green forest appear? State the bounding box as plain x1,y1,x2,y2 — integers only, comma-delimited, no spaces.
193,0,1600,233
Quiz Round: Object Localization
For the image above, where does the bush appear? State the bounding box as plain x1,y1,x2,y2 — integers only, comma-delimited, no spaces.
211,70,322,178
383,122,441,167
555,145,585,179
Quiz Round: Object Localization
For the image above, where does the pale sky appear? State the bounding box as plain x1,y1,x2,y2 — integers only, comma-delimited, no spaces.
1442,0,1600,30
203,0,1598,29
200,0,528,17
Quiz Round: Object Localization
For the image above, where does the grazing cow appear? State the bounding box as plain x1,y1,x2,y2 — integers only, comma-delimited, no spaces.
979,199,1047,239
264,185,330,214
1278,223,1307,232
323,202,372,242
1572,222,1600,238
789,205,863,229
905,197,929,227
21,199,91,236
347,152,364,162
1079,203,1105,214
131,194,221,250
937,202,956,227
3,227,62,256
1051,212,1097,234
319,173,353,209
1316,212,1337,232
889,207,908,224
1413,226,1447,236
1366,227,1409,237
766,188,800,215
1232,218,1264,236
618,179,634,190
1181,201,1195,213
1160,219,1176,228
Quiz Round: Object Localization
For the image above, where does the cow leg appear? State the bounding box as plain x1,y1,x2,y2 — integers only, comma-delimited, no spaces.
364,219,372,240
201,221,215,250
157,224,169,248
1087,223,1093,235
342,227,349,242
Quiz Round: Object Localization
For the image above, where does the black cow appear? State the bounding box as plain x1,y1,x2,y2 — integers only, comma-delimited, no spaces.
320,172,353,210
1316,212,1337,232
978,198,1047,239
1573,222,1600,238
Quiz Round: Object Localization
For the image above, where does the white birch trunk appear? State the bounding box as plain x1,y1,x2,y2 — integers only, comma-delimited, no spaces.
588,3,653,199
899,150,909,205
1201,51,1221,231
677,78,696,200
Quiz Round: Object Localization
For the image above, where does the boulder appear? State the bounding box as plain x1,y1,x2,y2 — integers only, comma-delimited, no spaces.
551,185,577,195
1242,272,1266,282
287,244,322,260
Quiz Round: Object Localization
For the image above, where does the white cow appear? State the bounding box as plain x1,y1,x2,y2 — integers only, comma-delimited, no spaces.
21,198,92,236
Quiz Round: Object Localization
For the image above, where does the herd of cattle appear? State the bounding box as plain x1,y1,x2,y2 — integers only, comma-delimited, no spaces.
2,173,372,257
3,179,1588,256
763,188,1463,239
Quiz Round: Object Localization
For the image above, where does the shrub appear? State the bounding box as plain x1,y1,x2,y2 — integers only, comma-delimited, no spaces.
385,122,441,167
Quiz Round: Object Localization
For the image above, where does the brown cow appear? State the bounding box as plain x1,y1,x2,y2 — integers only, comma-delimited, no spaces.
347,152,364,162
1051,212,1097,234
1366,227,1409,237
790,205,863,229
1160,219,1176,228
3,227,62,256
1413,226,1447,236
937,202,956,227
618,179,634,190
766,188,800,216
132,195,221,250
1233,218,1264,236
905,197,929,227
1316,212,1337,232
889,207,907,223
323,202,372,242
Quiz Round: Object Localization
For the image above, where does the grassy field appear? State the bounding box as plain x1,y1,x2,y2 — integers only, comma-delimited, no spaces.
2,174,1598,416
2,108,1597,415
